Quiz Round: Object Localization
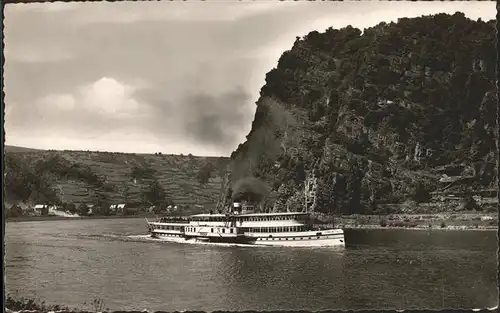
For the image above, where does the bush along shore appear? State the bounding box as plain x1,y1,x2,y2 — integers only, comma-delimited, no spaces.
5,295,114,313
5,295,263,313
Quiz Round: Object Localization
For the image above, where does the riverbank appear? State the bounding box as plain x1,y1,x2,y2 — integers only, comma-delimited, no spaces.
332,212,498,231
5,214,158,223
7,211,498,232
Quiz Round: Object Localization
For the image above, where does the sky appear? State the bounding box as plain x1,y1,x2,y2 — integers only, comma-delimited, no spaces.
3,1,495,157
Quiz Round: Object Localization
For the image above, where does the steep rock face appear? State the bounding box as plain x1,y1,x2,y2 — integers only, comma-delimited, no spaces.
229,13,497,214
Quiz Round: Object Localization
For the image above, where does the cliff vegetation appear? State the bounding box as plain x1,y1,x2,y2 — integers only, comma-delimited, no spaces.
228,13,497,215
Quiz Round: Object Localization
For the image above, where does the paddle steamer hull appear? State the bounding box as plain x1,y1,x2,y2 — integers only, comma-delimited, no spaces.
245,229,345,247
146,203,345,247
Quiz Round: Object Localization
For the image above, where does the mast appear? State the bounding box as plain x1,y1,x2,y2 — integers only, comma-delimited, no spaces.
304,171,317,213
304,178,308,213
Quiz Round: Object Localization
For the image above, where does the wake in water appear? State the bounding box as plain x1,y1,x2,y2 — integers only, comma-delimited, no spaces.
126,234,263,248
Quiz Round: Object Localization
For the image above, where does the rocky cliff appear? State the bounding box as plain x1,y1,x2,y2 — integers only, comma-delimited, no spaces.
228,13,497,215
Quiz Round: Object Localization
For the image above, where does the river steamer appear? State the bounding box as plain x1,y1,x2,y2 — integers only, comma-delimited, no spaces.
146,203,345,247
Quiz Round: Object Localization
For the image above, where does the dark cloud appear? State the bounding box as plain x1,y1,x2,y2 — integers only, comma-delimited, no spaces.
183,88,251,147
135,85,251,149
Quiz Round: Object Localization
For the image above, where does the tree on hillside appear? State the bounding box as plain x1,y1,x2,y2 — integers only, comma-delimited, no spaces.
141,180,171,208
130,166,156,180
62,202,77,214
28,189,48,205
6,205,23,218
197,162,215,185
410,181,432,204
95,195,111,215
77,203,88,216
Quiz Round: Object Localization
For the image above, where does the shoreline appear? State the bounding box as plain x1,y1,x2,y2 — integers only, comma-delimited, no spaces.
6,213,498,231
5,214,158,223
342,224,498,231
333,213,498,231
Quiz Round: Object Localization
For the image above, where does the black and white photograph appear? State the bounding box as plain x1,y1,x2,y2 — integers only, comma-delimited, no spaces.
3,0,498,312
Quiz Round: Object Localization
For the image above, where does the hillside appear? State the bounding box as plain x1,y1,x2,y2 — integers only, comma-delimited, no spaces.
228,13,497,215
4,148,230,213
4,145,43,153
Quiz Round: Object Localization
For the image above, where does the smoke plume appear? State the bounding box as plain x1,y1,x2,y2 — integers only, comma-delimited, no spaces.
231,176,270,204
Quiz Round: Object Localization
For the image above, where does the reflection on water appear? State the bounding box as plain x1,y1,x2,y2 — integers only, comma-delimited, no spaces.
5,218,498,311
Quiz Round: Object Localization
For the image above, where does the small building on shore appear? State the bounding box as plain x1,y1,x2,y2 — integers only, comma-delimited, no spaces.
86,204,95,215
34,204,49,216
109,203,126,214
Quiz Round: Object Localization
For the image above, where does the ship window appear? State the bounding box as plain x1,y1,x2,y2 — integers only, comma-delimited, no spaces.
211,228,213,233
230,228,233,233
222,229,225,233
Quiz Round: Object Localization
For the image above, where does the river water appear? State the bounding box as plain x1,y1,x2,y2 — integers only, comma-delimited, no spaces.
5,218,498,311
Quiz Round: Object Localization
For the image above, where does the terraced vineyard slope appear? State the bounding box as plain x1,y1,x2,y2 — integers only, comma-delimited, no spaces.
4,147,230,214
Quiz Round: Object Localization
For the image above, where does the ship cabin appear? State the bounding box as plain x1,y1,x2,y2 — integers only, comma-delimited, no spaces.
185,210,314,236
150,216,190,237
185,213,244,238
236,212,314,234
